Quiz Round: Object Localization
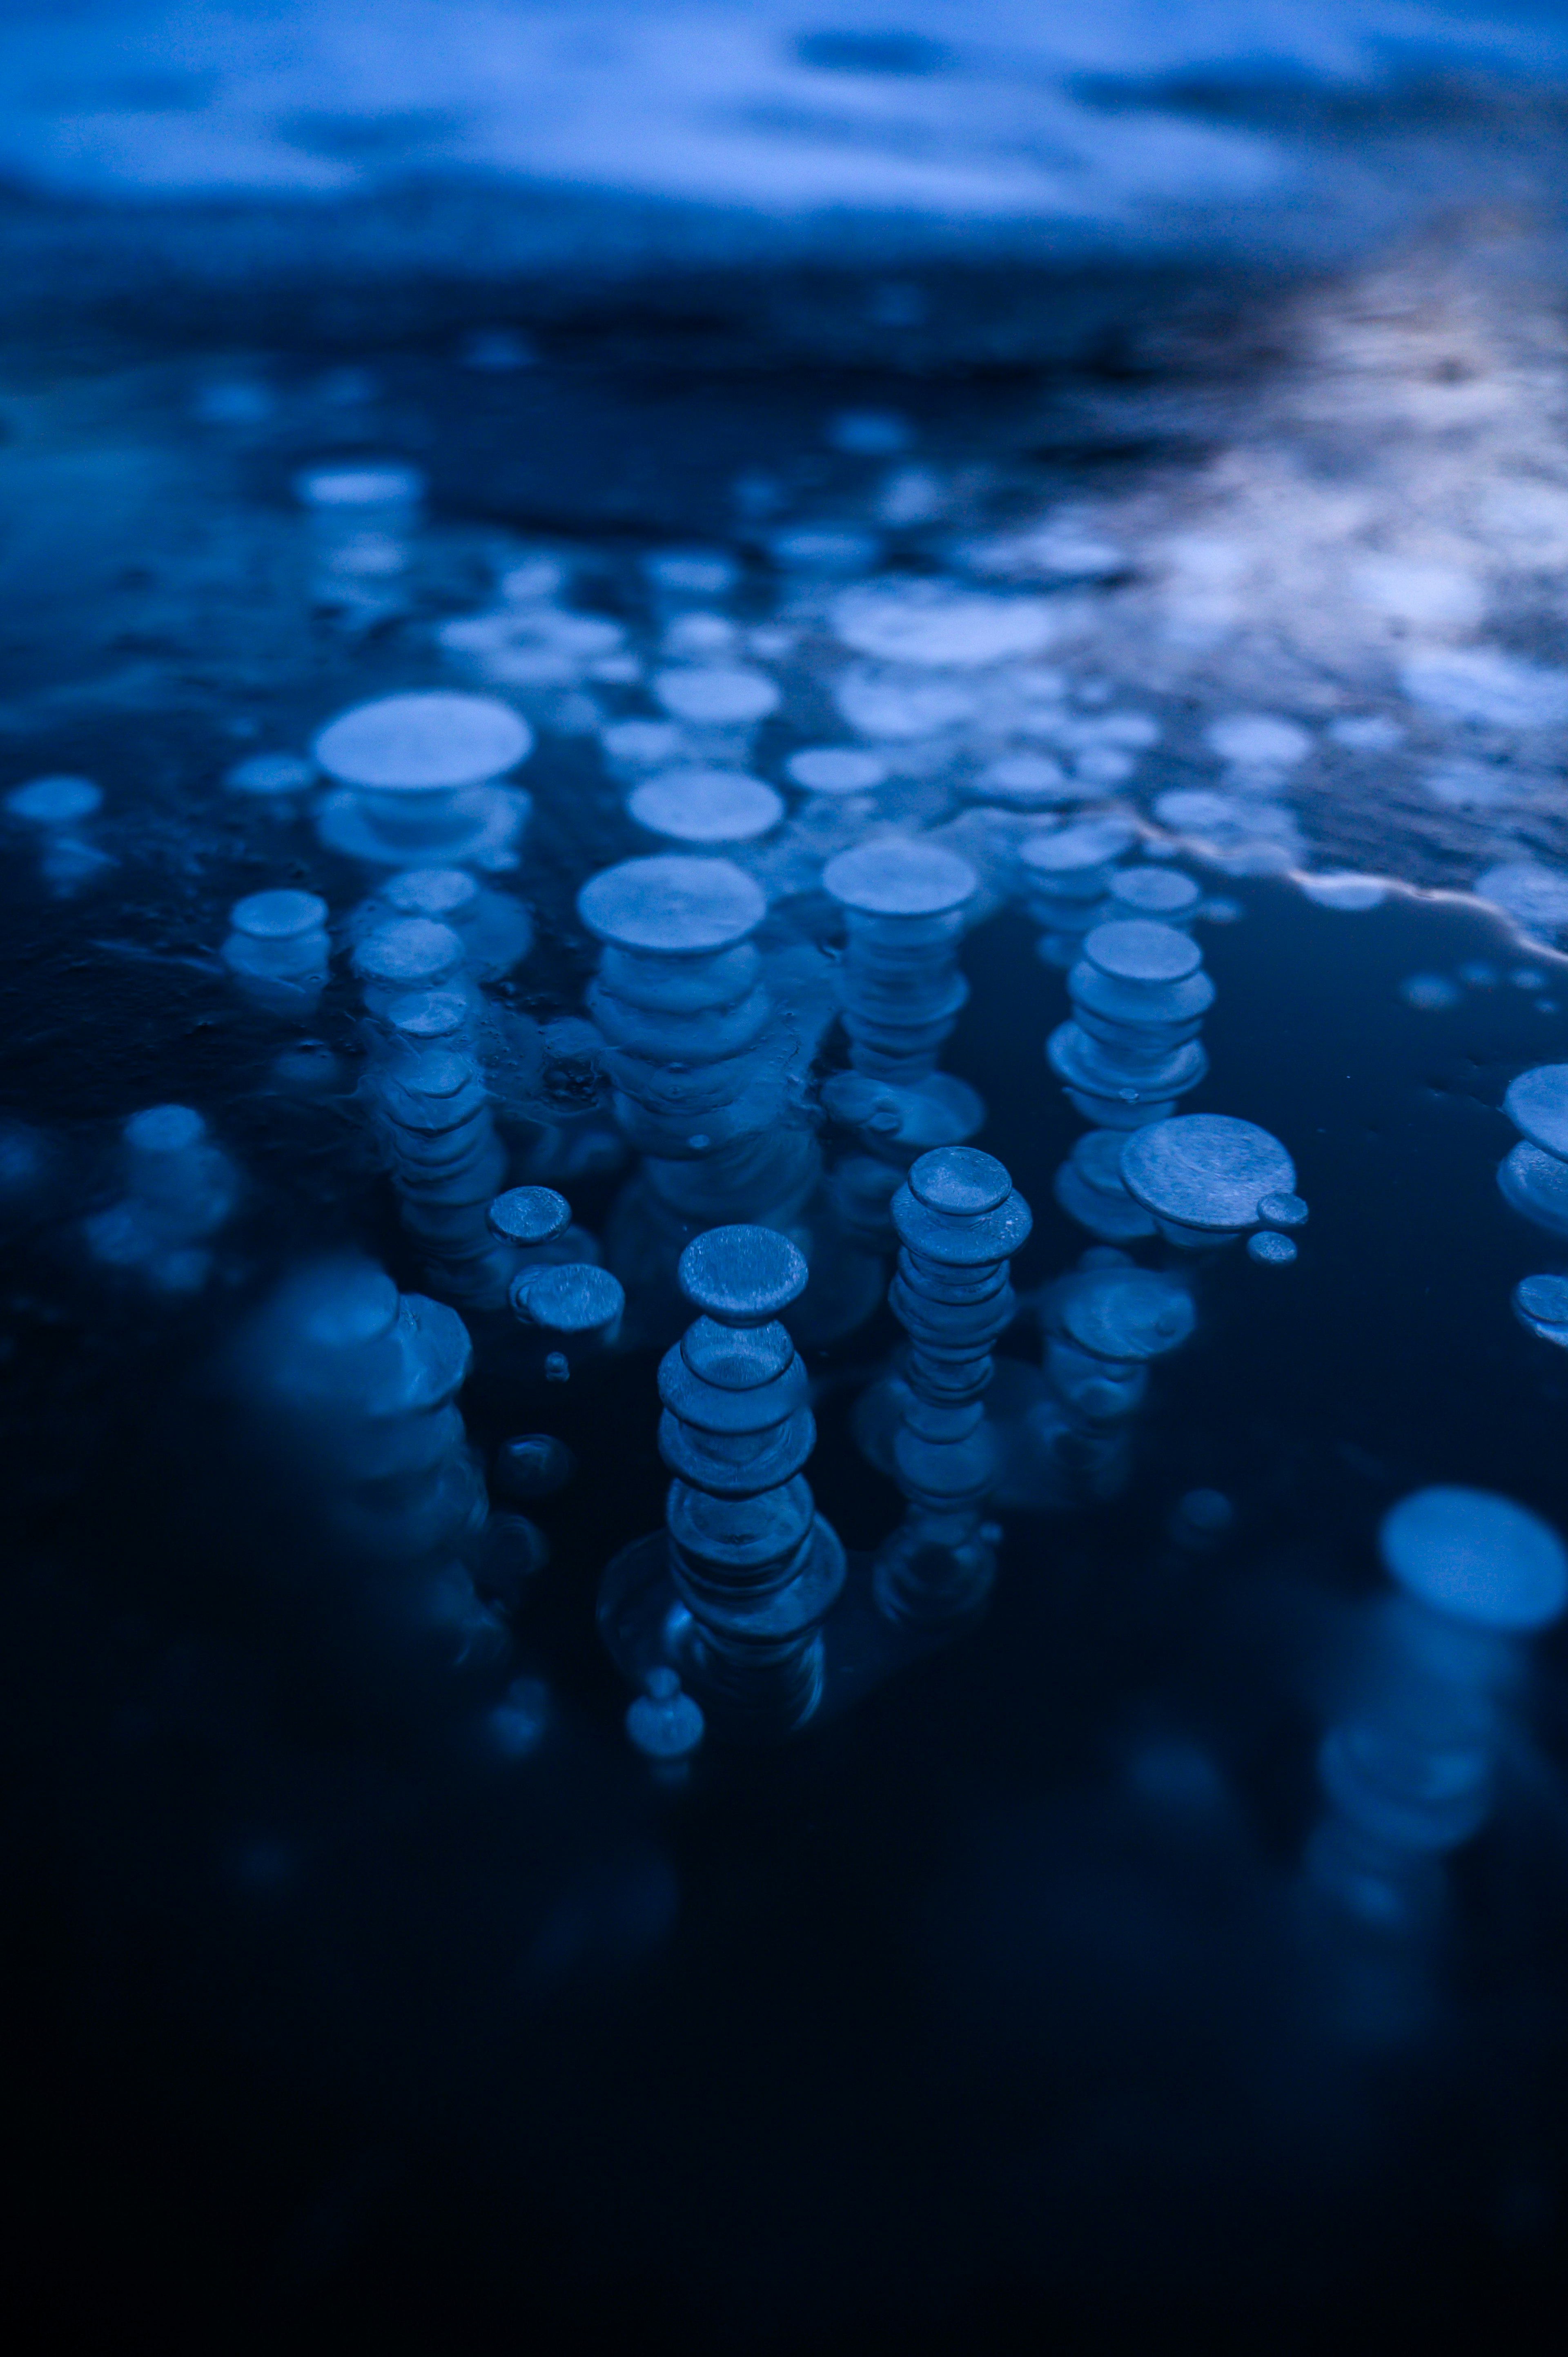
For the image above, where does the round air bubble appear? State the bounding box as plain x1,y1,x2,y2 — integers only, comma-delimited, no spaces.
510,1263,625,1336
1476,861,1568,940
766,525,881,575
823,838,976,919
1107,868,1200,922
1058,1267,1195,1362
1205,714,1312,769
786,747,887,795
908,1146,1012,1219
494,1433,577,1499
314,693,531,791
833,666,978,740
487,1186,571,1247
1401,974,1461,1011
7,775,102,826
678,1225,808,1322
125,1104,206,1153
1248,1231,1297,1264
385,869,480,921
1020,819,1138,879
1514,1274,1568,1346
643,549,740,600
225,752,314,797
231,889,327,941
354,919,465,990
629,769,783,845
1503,1066,1568,1160
1084,920,1203,986
969,754,1072,807
1499,1142,1568,1234
1121,1115,1295,1235
652,668,779,726
1379,1486,1568,1632
578,856,764,955
831,580,1057,669
626,1668,705,1760
1256,1191,1308,1228
294,462,424,509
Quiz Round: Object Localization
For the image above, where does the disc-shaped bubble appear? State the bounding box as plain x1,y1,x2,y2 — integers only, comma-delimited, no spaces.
314,693,531,791
577,856,765,954
629,769,783,844
1058,1268,1195,1362
1379,1486,1568,1631
678,1225,807,1321
823,838,976,918
1504,1066,1568,1161
1121,1116,1295,1232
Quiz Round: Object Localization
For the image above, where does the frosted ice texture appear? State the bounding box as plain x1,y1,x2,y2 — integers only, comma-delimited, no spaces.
658,1225,844,1730
875,1148,1031,1628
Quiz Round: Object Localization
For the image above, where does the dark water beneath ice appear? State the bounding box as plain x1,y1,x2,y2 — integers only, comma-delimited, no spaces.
7,301,1568,2350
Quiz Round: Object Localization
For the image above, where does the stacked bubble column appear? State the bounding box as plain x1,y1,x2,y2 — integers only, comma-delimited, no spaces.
1019,819,1137,970
1028,1260,1196,1505
1498,1064,1568,1238
578,856,819,1256
657,1226,845,1731
1307,1487,1567,1934
240,1259,505,1681
820,839,983,1250
875,1148,1032,1628
1051,919,1214,1243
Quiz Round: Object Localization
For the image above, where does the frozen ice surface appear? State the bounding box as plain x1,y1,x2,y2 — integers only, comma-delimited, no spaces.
1122,1115,1294,1236
629,769,783,845
1380,1488,1568,1632
315,693,531,790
